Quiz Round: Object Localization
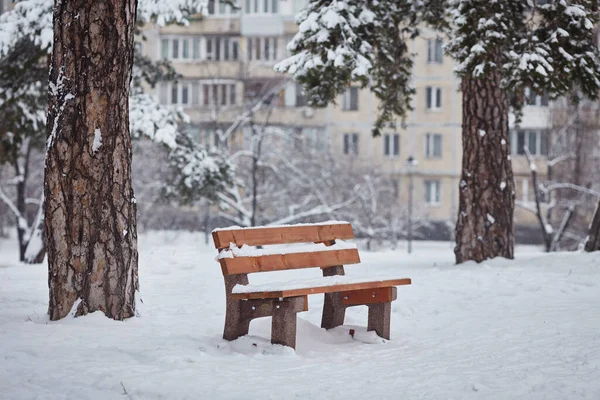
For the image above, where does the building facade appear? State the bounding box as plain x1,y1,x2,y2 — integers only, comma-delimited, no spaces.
140,0,551,236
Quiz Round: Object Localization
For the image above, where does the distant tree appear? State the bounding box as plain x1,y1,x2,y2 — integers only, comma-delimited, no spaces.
276,0,600,263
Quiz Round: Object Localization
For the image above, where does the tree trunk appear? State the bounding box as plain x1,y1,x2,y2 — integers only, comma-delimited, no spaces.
45,0,139,320
455,73,515,263
585,200,600,252
15,176,27,261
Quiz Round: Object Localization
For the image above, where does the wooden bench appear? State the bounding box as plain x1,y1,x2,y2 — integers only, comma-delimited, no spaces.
212,222,411,349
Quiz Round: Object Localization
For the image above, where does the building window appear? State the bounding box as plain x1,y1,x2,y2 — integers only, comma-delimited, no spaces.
512,130,548,156
161,38,169,60
295,83,307,107
427,38,443,64
342,87,359,111
343,133,359,155
162,81,193,105
245,0,279,14
159,81,238,107
384,133,400,157
207,0,239,16
247,37,278,61
426,86,442,110
162,36,239,61
525,88,549,107
424,180,441,205
206,36,239,61
425,133,442,158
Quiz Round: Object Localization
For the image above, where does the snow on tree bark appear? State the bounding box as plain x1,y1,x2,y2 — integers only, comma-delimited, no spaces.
45,0,139,320
455,73,515,263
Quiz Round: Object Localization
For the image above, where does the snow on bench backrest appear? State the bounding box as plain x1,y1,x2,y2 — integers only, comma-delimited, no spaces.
212,222,360,276
211,221,355,249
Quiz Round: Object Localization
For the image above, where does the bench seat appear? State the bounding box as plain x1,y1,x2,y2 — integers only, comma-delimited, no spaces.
232,275,411,300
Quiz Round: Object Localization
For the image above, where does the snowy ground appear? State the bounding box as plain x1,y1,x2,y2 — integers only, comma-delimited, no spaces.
1,231,600,399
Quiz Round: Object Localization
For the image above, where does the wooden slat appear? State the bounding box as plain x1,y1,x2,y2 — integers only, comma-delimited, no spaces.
220,248,361,275
341,287,397,306
212,223,355,249
231,278,411,300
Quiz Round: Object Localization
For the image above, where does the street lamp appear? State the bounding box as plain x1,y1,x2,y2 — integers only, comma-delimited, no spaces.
406,156,418,254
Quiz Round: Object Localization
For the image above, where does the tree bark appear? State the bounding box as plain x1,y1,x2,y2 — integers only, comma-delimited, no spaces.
45,0,139,320
455,73,515,263
585,200,600,252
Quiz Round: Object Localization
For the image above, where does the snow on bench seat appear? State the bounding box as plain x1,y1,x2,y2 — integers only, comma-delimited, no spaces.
231,275,412,300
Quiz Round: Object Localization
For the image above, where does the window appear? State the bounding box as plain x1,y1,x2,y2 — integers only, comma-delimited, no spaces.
427,38,443,64
172,39,179,59
206,37,239,61
424,180,441,205
161,38,169,60
512,130,548,156
207,0,239,16
425,133,442,158
384,133,400,157
295,83,307,107
160,81,238,107
525,88,549,107
246,37,278,61
230,84,237,105
162,37,195,61
163,81,193,105
245,0,279,14
163,36,239,61
426,87,442,110
343,133,359,155
193,37,201,59
206,38,213,60
182,38,190,59
342,87,359,111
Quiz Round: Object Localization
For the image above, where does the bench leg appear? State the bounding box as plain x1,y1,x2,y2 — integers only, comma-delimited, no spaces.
321,265,346,330
224,301,250,341
223,275,250,341
367,302,391,340
321,293,346,329
271,300,298,349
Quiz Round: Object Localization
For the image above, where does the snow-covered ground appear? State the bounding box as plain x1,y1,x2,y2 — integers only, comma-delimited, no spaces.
1,231,600,399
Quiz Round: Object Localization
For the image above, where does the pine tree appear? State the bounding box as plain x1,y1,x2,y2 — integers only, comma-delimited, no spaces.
276,0,600,263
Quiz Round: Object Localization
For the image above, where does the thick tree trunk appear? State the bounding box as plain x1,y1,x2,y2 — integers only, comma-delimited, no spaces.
455,73,515,263
585,200,600,252
45,0,139,320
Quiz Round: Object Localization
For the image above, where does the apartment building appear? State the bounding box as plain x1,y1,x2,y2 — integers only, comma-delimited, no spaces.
140,0,550,235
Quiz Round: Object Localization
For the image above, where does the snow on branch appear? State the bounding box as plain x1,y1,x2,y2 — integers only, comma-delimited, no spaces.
0,0,53,56
129,93,187,149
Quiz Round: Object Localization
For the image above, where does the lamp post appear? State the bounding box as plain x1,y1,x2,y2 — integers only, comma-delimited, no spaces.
406,156,418,254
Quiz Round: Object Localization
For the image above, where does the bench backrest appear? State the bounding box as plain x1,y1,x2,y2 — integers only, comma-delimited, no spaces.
212,222,360,276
